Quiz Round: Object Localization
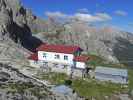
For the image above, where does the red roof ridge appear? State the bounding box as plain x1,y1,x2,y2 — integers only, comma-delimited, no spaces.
36,43,83,54
74,55,90,62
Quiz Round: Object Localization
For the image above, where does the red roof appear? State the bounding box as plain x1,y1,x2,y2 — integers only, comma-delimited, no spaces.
28,53,38,61
36,44,82,54
74,55,90,62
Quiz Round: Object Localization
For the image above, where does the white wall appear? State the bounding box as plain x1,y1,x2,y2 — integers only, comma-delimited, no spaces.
38,51,74,65
76,62,86,69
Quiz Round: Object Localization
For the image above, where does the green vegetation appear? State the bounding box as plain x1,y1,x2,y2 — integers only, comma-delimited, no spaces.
0,82,48,98
34,54,133,99
64,80,72,86
87,53,125,69
8,82,35,93
128,69,133,89
86,53,106,68
36,72,129,99
29,87,48,98
16,3,21,11
36,72,69,85
72,79,127,99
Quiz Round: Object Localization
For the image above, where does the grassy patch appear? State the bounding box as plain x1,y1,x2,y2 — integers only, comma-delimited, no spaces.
87,54,105,67
36,72,69,85
128,69,133,89
36,72,128,99
87,53,125,69
71,79,127,99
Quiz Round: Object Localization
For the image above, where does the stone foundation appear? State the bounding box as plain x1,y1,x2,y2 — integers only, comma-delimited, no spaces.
29,60,86,77
72,68,85,77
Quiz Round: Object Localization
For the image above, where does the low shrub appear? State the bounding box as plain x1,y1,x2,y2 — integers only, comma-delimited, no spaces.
65,80,72,86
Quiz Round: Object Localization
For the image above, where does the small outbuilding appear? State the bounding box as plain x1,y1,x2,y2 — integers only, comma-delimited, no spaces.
95,66,128,84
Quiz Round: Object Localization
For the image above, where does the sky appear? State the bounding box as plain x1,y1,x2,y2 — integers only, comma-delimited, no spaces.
21,0,133,33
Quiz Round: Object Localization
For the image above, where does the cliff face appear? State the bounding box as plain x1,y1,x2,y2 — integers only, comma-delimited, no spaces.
0,0,42,52
0,0,43,66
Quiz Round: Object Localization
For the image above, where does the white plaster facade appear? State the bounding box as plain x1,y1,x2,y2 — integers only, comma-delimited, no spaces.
38,51,74,65
29,51,87,71
75,62,86,69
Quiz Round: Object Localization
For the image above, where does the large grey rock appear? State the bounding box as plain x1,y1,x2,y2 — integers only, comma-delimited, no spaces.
0,0,42,52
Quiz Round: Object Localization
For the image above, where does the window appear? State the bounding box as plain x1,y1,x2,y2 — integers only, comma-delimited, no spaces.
54,54,60,59
43,53,47,58
64,55,68,60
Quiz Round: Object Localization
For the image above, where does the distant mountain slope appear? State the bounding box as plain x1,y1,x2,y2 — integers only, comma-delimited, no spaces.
35,21,133,67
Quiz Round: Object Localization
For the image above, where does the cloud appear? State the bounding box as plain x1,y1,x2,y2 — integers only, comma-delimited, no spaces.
45,11,68,18
128,23,133,27
95,13,112,20
45,11,112,23
73,13,112,22
114,10,127,16
77,8,89,13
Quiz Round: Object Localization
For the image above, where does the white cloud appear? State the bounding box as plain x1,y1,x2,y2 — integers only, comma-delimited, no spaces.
45,11,112,23
77,8,89,13
73,13,112,22
114,10,127,16
95,13,112,20
45,11,68,18
128,23,133,26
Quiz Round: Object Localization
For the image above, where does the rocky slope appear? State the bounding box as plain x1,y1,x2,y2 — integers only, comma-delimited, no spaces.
0,63,50,100
0,63,83,100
